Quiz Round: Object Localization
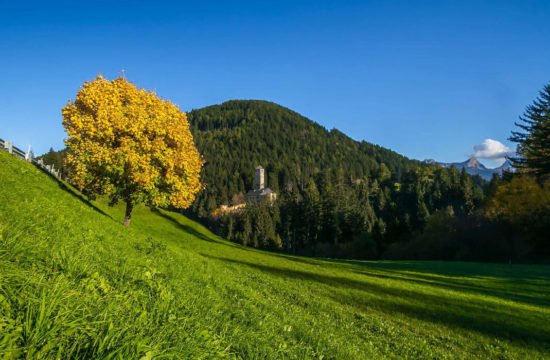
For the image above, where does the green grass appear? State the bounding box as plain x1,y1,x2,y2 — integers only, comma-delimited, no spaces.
1,150,549,359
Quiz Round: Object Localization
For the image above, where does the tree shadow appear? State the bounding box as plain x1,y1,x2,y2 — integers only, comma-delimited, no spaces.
36,166,113,220
349,268,550,308
150,208,225,244
201,253,550,349
343,260,550,279
364,270,550,306
250,254,550,309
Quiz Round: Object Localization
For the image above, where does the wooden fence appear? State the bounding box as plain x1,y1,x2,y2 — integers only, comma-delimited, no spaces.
1,138,61,178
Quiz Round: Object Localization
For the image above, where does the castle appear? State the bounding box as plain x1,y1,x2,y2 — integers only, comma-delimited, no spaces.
246,165,276,203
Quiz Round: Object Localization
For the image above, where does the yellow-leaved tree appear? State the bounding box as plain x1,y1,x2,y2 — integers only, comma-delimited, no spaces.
62,75,203,226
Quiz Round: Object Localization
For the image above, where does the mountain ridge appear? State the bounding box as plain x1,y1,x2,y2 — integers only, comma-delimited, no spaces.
424,156,514,180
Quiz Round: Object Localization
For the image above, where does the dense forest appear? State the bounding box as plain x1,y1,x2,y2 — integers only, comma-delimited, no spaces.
186,100,496,260
42,87,549,263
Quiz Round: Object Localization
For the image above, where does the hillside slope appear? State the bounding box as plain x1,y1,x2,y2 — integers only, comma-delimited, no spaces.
188,100,416,214
35,100,487,259
1,151,549,358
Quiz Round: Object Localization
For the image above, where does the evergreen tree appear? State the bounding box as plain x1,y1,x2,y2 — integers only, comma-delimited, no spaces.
510,83,550,180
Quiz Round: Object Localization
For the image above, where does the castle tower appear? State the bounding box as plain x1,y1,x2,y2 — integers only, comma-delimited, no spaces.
254,165,265,190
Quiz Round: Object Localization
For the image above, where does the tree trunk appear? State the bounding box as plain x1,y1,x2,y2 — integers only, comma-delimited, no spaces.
123,200,133,227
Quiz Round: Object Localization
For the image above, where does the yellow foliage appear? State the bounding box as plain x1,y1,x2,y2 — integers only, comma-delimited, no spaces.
62,75,203,213
485,176,550,223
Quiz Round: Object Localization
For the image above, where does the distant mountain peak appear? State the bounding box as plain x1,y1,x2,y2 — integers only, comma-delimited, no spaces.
425,156,514,180
497,159,514,170
462,156,487,170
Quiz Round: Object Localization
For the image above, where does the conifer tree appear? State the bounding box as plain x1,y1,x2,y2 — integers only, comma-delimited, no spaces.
509,83,550,180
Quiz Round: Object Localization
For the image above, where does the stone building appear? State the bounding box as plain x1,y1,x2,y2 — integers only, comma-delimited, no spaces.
246,165,277,203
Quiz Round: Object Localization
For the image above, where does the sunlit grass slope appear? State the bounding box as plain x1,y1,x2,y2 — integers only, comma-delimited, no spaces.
1,151,549,359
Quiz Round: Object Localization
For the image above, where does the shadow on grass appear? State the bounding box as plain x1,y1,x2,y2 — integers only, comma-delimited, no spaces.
352,270,550,306
201,253,550,349
343,260,550,279
249,253,550,308
151,208,223,244
350,268,550,308
36,166,113,220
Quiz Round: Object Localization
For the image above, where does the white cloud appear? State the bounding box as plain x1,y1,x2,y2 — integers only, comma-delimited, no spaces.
472,139,511,161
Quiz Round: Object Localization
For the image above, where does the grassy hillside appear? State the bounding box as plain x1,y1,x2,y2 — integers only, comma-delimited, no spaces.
1,150,549,359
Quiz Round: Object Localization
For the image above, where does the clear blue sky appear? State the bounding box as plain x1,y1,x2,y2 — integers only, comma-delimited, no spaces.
1,1,549,167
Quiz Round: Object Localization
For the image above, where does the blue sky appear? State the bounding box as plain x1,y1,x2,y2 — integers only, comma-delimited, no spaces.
1,1,549,167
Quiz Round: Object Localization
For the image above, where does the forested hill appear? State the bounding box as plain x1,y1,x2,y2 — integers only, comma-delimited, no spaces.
187,100,418,216
187,100,486,259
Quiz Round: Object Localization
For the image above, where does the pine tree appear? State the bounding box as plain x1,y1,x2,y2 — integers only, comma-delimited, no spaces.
509,83,550,180
460,168,475,215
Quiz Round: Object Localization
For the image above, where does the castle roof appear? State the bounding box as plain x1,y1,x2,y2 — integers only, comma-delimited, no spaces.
247,188,274,196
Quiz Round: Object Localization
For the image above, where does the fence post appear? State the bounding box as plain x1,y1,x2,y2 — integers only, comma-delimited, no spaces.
5,140,12,154
25,145,33,162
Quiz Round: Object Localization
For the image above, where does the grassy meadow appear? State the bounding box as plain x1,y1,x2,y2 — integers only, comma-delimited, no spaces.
1,150,549,359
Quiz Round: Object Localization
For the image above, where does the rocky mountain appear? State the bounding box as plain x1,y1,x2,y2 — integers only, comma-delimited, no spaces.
496,159,514,173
